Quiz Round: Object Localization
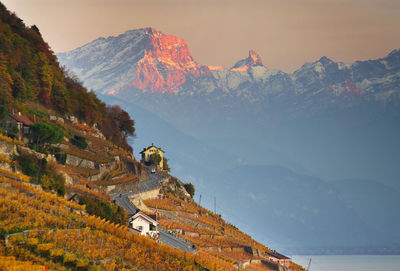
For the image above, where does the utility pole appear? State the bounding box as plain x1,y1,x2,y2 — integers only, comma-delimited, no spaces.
307,258,312,271
198,194,202,206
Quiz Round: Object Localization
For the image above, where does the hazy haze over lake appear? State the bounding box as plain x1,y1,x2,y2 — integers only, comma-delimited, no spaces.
291,255,400,271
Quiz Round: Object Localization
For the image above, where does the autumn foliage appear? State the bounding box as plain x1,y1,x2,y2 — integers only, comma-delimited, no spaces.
0,175,255,270
0,3,134,150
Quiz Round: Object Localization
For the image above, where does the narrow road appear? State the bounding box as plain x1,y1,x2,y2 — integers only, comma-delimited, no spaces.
110,172,165,199
159,230,196,253
112,195,137,215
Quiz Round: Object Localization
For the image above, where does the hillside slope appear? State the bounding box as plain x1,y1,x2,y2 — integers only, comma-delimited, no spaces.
0,3,134,150
0,2,306,270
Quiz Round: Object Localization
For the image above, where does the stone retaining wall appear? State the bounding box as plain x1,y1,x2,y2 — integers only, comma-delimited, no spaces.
0,141,15,158
129,188,161,201
66,154,96,169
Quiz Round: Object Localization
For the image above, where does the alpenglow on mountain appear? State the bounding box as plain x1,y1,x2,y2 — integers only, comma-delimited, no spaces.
58,27,400,117
58,28,210,94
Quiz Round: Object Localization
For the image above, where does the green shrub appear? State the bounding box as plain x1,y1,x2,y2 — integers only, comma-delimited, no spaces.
24,105,48,120
78,195,127,225
7,125,19,139
30,122,63,145
148,153,161,166
184,183,195,198
0,105,8,121
30,144,48,155
71,135,88,149
40,168,65,196
55,152,67,165
16,152,65,196
16,153,39,178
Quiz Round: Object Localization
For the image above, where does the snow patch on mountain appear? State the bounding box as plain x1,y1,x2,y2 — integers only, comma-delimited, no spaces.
314,62,324,73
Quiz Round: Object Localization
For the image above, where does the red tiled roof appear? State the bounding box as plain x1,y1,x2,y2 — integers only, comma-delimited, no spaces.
11,114,34,126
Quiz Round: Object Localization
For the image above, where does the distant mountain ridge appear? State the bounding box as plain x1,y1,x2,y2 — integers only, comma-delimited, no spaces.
58,28,400,118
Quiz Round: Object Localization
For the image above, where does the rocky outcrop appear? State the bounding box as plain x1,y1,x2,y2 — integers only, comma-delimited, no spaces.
0,140,16,158
0,141,16,171
130,28,210,93
231,50,264,71
65,154,96,169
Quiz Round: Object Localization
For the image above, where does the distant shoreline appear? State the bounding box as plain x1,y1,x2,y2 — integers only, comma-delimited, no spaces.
285,248,400,256
291,255,400,271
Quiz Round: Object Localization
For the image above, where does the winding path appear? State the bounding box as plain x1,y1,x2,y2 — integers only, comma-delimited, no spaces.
109,173,196,253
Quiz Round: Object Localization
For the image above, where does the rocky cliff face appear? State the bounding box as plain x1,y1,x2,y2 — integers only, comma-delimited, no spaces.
58,28,210,95
130,28,210,93
231,50,264,71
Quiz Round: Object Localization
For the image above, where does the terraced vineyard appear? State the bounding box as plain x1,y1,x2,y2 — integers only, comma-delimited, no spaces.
144,193,305,271
0,176,240,270
61,142,111,164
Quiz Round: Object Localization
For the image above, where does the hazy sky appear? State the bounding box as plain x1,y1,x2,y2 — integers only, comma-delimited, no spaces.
3,0,400,72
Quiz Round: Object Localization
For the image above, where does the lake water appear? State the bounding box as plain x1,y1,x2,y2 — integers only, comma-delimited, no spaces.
291,255,400,271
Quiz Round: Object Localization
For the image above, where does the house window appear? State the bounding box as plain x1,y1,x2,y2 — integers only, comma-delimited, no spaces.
150,224,156,231
137,226,143,231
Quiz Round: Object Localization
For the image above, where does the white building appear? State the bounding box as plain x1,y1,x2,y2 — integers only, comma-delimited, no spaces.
129,211,159,238
266,250,290,267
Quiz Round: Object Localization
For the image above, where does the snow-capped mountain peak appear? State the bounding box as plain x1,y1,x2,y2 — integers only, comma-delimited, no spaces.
231,50,264,71
58,28,210,95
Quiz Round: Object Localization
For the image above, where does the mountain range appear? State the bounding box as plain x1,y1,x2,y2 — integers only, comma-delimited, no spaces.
58,27,400,116
58,28,400,254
